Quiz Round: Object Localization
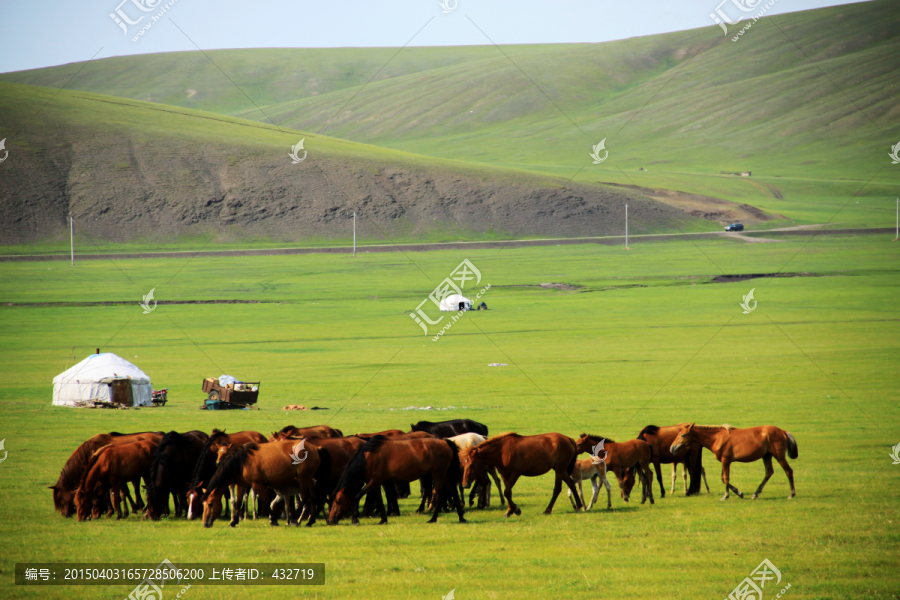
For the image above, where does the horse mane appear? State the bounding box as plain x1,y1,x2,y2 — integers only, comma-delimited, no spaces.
487,431,519,441
56,434,112,496
78,443,113,491
190,430,228,488
335,435,385,495
637,425,659,440
693,424,734,431
580,433,615,444
204,443,258,497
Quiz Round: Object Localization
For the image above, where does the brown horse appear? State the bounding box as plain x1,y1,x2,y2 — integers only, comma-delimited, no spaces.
328,436,466,525
202,441,321,528
670,423,798,500
622,424,710,498
574,435,655,505
461,432,583,517
271,425,343,440
144,431,208,520
51,431,163,517
186,429,268,520
75,439,158,521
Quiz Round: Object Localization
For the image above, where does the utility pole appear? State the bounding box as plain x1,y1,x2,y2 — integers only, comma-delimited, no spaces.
353,212,356,257
70,215,74,265
625,204,629,249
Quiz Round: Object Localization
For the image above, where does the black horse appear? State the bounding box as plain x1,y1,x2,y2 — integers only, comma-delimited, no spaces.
145,431,208,520
409,419,488,438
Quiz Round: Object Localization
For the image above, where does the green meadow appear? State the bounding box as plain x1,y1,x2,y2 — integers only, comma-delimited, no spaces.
1,234,898,599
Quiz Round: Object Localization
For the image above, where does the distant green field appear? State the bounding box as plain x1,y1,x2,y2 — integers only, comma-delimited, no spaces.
1,234,898,599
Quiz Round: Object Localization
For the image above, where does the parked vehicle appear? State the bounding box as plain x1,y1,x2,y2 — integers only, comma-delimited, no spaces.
725,223,744,232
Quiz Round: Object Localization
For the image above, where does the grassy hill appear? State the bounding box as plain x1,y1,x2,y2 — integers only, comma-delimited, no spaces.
0,81,712,246
1,0,898,247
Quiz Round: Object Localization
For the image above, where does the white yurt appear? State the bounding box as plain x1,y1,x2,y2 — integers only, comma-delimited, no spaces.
439,294,472,312
52,353,153,407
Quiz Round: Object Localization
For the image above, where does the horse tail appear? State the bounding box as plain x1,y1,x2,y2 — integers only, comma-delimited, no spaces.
444,440,461,487
785,432,798,459
313,448,332,500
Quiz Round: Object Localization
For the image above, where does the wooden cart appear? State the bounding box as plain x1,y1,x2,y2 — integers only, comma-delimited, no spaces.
202,377,260,407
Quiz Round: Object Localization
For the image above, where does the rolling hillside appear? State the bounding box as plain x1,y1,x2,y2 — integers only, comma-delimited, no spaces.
0,82,712,245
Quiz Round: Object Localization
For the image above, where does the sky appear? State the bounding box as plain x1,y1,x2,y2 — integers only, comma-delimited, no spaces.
0,0,864,74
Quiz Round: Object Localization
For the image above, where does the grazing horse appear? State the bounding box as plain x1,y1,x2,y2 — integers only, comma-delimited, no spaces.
574,435,655,505
354,431,436,515
446,432,503,508
145,431,208,520
410,419,488,438
202,441,322,528
51,431,162,517
75,439,158,521
186,429,268,521
328,436,466,525
272,425,343,440
622,425,710,498
460,432,583,517
567,457,612,510
670,423,798,500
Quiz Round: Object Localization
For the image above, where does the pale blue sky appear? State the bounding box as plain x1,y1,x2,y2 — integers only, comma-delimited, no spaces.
0,0,863,74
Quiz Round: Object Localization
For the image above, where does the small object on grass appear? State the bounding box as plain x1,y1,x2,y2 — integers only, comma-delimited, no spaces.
488,363,508,367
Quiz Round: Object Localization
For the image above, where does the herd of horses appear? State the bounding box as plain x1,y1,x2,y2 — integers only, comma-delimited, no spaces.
50,419,799,527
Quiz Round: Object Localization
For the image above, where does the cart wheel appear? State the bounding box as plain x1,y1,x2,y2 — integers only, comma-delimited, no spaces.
208,390,220,401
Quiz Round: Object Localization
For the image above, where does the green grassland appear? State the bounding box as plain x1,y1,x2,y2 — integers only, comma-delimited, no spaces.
1,234,898,599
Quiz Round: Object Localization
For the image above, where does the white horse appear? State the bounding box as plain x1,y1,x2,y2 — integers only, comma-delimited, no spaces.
568,457,612,510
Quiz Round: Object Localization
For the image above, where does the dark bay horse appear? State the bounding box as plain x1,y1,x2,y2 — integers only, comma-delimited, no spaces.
75,439,158,521
410,419,488,438
186,429,268,520
670,423,798,500
51,431,162,517
574,435,655,505
622,424,710,498
145,431,208,520
461,432,582,517
354,431,436,511
202,441,322,528
328,435,466,525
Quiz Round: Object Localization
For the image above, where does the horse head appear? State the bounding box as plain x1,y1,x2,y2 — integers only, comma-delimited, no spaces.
327,489,353,525
201,487,223,528
669,423,696,455
459,447,482,488
186,486,204,521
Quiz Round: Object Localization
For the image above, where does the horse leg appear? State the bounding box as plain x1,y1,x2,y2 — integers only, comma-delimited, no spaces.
568,473,581,510
613,469,628,502
751,454,775,499
775,454,796,498
702,467,711,494
501,472,521,517
683,461,689,495
671,463,679,496
112,481,124,520
653,454,665,498
642,463,655,505
721,461,743,500
119,483,132,518
427,474,446,524
132,479,145,511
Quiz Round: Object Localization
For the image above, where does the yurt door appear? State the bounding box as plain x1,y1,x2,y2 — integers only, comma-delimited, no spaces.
110,379,132,405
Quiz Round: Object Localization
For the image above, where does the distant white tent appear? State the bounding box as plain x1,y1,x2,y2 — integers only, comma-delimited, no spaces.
439,294,472,312
52,353,153,407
